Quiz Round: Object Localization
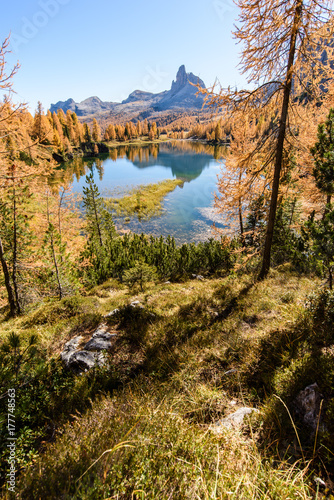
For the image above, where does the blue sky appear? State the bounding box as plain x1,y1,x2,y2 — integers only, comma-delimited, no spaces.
1,0,245,112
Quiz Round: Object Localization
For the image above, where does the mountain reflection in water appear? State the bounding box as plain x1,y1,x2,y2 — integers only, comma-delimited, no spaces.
52,141,227,243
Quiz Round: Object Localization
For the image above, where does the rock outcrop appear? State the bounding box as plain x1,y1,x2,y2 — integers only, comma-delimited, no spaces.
293,382,324,431
61,325,117,374
156,65,205,111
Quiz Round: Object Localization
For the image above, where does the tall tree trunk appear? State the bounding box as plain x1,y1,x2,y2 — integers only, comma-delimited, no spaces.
58,187,65,263
329,266,333,291
258,0,303,280
238,173,244,238
50,230,63,299
11,183,21,315
47,191,63,299
238,198,244,237
0,234,17,317
92,190,103,248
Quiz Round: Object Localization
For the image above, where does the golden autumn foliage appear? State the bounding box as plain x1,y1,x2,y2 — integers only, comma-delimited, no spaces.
202,0,334,277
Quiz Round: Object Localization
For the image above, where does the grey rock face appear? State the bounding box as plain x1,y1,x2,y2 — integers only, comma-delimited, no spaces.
122,90,155,104
60,336,83,364
84,325,117,351
294,383,324,431
157,65,206,111
50,96,116,116
61,324,116,373
66,350,105,374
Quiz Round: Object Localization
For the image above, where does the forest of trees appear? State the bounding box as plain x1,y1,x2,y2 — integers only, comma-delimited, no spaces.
2,3,334,312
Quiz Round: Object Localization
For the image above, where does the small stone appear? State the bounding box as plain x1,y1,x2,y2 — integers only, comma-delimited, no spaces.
105,308,120,317
92,324,109,338
130,301,144,308
215,407,259,430
223,368,237,376
93,331,117,340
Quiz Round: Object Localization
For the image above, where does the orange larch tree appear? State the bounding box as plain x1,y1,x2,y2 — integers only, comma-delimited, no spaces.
205,0,334,278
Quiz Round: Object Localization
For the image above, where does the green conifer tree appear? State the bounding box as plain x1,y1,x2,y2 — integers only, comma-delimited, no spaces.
0,164,33,315
311,108,334,213
81,172,116,283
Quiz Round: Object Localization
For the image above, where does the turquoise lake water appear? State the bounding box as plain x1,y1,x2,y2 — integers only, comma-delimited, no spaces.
62,141,226,244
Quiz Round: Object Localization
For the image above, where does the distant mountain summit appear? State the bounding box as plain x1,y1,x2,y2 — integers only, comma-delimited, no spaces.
156,65,205,111
50,65,206,119
50,96,116,116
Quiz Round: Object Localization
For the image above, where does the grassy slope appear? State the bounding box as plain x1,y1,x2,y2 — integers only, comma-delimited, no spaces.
1,267,333,499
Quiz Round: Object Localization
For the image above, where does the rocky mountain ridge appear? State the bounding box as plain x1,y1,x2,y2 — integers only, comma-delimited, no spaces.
50,65,206,119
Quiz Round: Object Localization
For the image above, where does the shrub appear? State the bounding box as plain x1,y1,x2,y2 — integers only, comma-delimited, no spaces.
123,261,157,291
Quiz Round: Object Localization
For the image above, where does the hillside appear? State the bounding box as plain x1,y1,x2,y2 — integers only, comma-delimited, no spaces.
50,65,207,121
1,263,334,498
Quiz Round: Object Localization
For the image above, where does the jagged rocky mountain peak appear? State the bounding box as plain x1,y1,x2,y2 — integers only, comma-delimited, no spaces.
50,65,206,118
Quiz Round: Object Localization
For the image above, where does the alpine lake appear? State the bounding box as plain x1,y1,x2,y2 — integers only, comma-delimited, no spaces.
54,141,227,244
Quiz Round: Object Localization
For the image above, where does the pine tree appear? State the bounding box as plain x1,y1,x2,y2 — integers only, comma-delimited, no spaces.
81,173,116,283
53,129,62,151
0,164,33,315
57,109,67,129
71,112,82,144
83,123,92,143
66,110,76,144
311,108,334,212
215,121,222,142
125,122,132,139
43,190,65,299
305,210,334,289
151,122,157,139
82,173,112,248
148,128,155,141
32,102,51,143
92,118,101,142
143,119,149,136
136,121,142,137
123,260,157,292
